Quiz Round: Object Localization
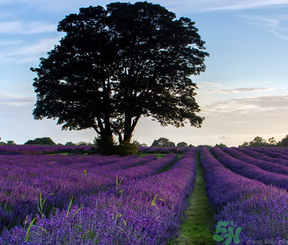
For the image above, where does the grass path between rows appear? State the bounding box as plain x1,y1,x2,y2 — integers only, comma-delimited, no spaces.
169,150,217,245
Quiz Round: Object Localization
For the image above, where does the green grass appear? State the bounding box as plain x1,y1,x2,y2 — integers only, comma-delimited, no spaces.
139,152,168,158
169,151,216,245
139,152,185,159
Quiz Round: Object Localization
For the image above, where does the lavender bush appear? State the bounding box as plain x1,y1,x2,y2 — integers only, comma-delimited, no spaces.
250,147,288,160
210,147,288,190
200,147,288,244
236,147,288,166
221,147,288,175
0,148,197,244
138,147,187,154
0,153,163,232
0,145,91,155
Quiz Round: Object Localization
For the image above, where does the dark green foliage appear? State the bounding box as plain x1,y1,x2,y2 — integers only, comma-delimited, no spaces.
77,141,93,146
151,137,175,147
116,142,139,156
0,140,17,145
281,135,288,147
239,136,282,147
91,138,138,156
94,136,116,156
197,144,212,148
31,2,208,148
177,141,188,147
132,140,142,147
214,143,227,148
6,141,16,145
65,141,77,146
24,137,56,146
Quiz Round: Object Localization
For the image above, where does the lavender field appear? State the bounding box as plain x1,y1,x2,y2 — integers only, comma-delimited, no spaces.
1,146,288,244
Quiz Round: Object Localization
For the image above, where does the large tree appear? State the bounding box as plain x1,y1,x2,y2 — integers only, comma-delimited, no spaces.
31,2,208,147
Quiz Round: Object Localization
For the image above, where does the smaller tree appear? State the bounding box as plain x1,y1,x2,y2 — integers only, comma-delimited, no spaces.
238,141,249,147
239,136,276,147
250,136,267,147
132,141,142,148
24,137,56,146
281,135,288,147
6,140,16,145
197,144,212,148
268,137,277,146
177,142,188,147
214,143,227,148
77,141,93,146
151,137,175,147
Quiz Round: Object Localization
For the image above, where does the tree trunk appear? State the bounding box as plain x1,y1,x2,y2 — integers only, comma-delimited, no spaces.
93,117,114,155
123,115,141,143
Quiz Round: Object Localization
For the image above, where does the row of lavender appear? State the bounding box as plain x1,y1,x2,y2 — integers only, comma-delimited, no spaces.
211,147,288,190
138,146,188,154
0,148,197,244
0,145,189,155
0,151,180,232
0,145,92,155
202,147,288,244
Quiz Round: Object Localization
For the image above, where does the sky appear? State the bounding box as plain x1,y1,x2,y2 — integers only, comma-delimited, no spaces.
0,0,288,146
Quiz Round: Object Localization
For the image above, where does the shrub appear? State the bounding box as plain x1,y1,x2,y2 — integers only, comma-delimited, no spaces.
116,142,138,156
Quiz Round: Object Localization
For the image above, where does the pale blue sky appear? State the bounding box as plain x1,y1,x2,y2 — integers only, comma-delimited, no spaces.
0,0,288,146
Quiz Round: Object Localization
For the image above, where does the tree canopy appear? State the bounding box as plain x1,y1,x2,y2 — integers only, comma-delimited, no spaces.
239,136,282,147
24,137,56,146
176,141,188,147
31,2,208,148
151,137,175,147
280,135,288,147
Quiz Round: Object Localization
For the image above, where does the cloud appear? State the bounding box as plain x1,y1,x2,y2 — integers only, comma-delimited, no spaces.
240,15,288,40
0,53,15,63
0,40,23,46
9,38,60,55
209,88,273,93
1,37,61,63
219,135,231,140
203,94,288,114
193,0,288,12
0,21,56,34
0,96,34,107
2,0,288,14
0,0,108,13
198,82,223,88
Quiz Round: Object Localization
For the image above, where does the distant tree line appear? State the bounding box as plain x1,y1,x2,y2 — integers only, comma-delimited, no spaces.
0,137,94,146
24,137,94,146
149,137,195,147
146,135,288,148
2,135,288,148
0,140,17,145
239,135,288,147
